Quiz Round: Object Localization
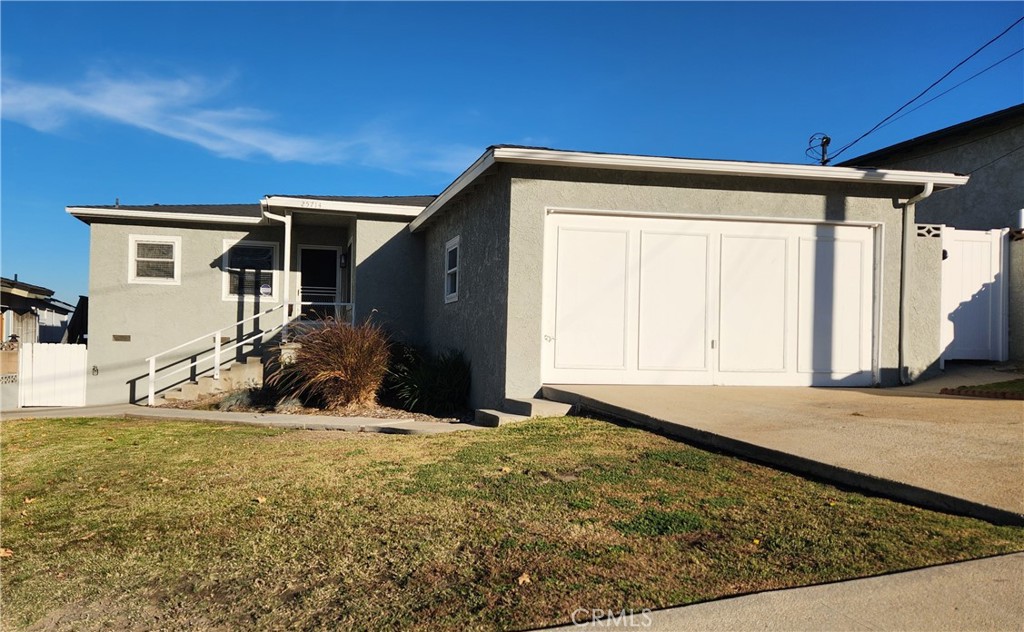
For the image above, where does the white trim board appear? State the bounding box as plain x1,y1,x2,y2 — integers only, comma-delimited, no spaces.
409,146,969,232
263,196,426,218
67,207,262,225
546,206,885,229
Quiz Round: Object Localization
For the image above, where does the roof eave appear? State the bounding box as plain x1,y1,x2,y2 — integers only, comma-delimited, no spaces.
408,147,969,232
66,207,264,225
263,196,426,218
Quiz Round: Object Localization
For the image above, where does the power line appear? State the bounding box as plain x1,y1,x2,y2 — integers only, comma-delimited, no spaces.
829,15,1024,162
967,142,1024,174
843,122,1024,166
876,47,1024,133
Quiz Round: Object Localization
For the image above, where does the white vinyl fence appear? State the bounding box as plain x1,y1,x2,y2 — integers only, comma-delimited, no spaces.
18,343,88,407
941,227,1009,362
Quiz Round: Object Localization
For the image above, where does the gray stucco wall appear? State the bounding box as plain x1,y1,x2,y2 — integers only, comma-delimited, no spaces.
906,231,943,380
87,220,346,405
860,118,1024,361
1010,238,1024,362
354,218,424,343
504,165,922,400
421,173,512,409
860,120,1024,231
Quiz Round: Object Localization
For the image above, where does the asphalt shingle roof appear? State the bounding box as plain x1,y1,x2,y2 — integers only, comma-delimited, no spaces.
268,195,437,206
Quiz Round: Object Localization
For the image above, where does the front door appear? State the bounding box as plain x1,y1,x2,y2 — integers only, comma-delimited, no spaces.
298,247,342,320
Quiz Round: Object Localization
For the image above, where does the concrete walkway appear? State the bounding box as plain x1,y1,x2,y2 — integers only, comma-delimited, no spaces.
0,403,482,435
546,368,1024,525
546,552,1024,631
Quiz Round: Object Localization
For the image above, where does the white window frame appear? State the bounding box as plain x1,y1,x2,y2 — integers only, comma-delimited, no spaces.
128,234,182,285
444,235,460,304
222,239,279,302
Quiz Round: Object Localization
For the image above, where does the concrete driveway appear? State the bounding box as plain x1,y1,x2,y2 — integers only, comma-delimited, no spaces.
544,367,1023,524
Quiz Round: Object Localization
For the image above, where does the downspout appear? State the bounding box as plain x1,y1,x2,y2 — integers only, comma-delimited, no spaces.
898,181,933,385
262,201,293,332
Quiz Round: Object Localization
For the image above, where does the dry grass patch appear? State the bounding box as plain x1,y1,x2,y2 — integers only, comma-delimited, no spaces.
2,415,1023,631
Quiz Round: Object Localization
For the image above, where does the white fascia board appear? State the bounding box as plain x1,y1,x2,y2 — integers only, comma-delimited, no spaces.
66,207,263,225
409,150,496,232
491,147,970,188
264,196,425,218
408,147,969,232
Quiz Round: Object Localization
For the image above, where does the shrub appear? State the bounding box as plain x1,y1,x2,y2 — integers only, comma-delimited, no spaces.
268,319,390,410
384,345,470,416
217,389,253,411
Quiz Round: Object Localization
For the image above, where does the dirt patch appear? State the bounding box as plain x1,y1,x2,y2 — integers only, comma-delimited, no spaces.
160,391,468,423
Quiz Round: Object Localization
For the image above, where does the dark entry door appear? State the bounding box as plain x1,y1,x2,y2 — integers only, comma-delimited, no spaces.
299,248,339,319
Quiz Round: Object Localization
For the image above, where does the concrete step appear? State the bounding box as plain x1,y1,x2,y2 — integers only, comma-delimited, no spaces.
157,354,267,406
179,381,202,399
161,384,195,401
473,409,531,428
197,375,226,396
503,397,573,418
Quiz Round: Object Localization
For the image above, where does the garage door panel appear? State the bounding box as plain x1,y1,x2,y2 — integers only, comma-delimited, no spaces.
718,235,788,373
638,231,709,371
798,237,867,374
543,214,876,387
553,227,629,370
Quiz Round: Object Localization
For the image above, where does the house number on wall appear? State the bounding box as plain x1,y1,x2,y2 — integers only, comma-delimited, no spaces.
299,200,323,209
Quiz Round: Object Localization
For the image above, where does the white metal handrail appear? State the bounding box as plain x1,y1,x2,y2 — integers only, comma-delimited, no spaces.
146,304,289,406
145,305,284,364
145,302,356,406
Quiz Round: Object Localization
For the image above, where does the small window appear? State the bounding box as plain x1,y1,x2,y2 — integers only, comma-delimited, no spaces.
129,235,181,284
444,236,460,303
223,240,278,300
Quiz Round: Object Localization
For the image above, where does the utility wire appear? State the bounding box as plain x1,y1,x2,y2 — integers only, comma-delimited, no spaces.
967,142,1024,174
876,47,1024,133
829,15,1024,162
842,122,1024,166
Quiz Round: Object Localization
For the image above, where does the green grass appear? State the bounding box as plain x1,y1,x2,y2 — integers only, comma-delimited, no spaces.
954,378,1024,394
2,416,1023,631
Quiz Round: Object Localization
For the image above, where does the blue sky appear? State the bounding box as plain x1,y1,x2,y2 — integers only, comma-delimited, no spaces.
2,1,1022,303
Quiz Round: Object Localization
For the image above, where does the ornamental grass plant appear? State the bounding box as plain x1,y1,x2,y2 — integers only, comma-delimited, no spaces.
268,318,390,410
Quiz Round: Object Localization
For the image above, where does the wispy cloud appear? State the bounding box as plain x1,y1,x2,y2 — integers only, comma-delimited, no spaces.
2,72,476,174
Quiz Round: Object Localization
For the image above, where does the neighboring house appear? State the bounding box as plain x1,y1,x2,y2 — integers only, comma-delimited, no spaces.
1,276,74,344
68,146,969,409
842,104,1024,360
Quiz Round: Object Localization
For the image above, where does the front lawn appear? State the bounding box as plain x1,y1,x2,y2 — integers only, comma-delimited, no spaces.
946,377,1024,396
2,416,1022,631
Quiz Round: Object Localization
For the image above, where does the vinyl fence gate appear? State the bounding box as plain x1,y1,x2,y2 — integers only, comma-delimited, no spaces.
18,343,88,407
940,227,1010,363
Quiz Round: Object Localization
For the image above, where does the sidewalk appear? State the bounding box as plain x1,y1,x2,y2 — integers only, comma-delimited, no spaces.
546,552,1024,631
0,403,483,435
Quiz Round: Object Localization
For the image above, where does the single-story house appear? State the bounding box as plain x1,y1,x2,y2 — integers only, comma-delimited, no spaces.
68,145,971,410
841,103,1024,361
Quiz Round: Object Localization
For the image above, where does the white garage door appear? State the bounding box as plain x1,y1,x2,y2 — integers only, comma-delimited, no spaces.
542,213,876,386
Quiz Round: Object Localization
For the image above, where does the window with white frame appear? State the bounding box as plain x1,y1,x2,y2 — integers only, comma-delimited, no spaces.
222,240,278,300
444,235,460,303
129,235,181,284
